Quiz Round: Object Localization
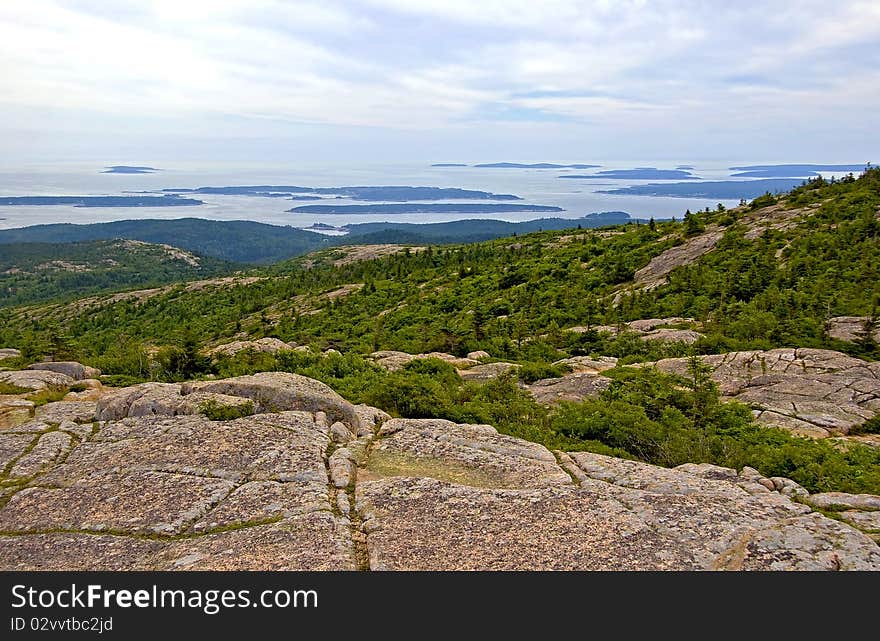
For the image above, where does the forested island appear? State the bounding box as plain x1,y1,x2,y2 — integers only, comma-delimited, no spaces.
163,185,520,201
431,163,468,167
729,164,868,178
101,165,161,174
475,162,600,169
0,195,203,207
598,178,805,199
288,203,563,215
561,168,700,180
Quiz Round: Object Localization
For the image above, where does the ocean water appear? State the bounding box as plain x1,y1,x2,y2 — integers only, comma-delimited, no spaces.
0,160,818,232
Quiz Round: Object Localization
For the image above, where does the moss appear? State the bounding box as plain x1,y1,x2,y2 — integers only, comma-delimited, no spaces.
366,449,502,489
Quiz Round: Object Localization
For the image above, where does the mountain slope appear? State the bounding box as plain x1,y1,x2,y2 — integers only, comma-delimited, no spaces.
0,239,236,307
0,218,330,264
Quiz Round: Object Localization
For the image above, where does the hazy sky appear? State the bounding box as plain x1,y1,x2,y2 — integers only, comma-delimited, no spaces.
1,0,878,164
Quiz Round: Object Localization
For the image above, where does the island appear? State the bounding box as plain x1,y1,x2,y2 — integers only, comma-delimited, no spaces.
287,203,563,215
102,166,161,174
0,195,204,208
598,178,804,199
561,168,700,180
162,185,521,201
431,163,468,167
676,165,695,170
304,222,342,231
729,164,868,178
474,163,601,169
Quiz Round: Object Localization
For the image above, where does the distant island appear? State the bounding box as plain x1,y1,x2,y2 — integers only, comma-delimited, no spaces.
598,178,804,199
729,163,868,178
304,222,341,231
676,165,695,170
163,185,521,201
561,168,700,180
288,203,563,215
431,163,468,167
475,162,601,169
0,195,204,208
102,166,161,174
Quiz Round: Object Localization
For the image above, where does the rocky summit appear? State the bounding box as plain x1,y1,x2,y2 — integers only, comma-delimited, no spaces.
1,371,878,571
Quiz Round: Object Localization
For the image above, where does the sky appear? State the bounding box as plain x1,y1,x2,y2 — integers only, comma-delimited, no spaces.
1,0,878,164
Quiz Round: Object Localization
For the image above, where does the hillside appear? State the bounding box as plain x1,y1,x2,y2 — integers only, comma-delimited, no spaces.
0,218,331,264
2,168,880,516
0,239,235,307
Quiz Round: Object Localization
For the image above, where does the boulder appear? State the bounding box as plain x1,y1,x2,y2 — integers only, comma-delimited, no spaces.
0,369,75,391
466,351,491,360
0,348,21,361
457,362,519,382
206,337,295,358
28,361,101,381
826,316,880,344
526,373,612,405
551,355,617,373
181,373,360,430
650,348,880,436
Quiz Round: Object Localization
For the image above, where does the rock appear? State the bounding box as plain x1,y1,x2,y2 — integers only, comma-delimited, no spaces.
368,351,414,372
526,373,612,405
0,369,75,391
2,374,879,571
206,337,294,358
0,398,34,428
28,361,101,381
367,418,570,489
353,404,390,437
457,362,519,381
324,349,341,356
467,351,490,360
330,422,354,444
640,328,704,344
35,400,98,424
650,348,880,436
805,493,880,511
94,383,253,421
8,431,72,479
183,372,360,430
839,510,880,532
0,348,21,360
627,317,696,332
329,448,354,488
634,230,725,287
551,356,618,373
826,316,880,344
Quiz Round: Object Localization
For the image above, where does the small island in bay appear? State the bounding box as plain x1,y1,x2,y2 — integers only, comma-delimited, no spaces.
475,162,600,169
431,163,468,167
288,203,563,215
304,222,342,231
676,165,695,170
561,168,700,180
598,178,804,199
163,185,520,201
102,165,161,174
0,195,204,208
729,163,868,178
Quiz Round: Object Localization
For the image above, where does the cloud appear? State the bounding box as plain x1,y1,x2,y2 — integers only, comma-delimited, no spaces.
0,0,877,161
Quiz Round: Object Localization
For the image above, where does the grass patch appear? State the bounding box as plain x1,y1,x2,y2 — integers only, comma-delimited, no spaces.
0,382,30,395
24,388,69,406
199,398,255,421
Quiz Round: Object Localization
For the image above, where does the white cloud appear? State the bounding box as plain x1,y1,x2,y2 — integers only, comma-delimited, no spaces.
0,0,877,160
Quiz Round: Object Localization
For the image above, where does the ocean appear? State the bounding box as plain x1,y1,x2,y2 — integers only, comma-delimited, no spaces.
0,160,821,232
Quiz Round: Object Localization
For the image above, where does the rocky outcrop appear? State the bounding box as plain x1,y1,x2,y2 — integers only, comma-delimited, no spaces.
368,351,480,372
526,373,612,405
0,348,21,361
566,318,704,344
457,362,520,381
28,361,101,381
634,232,724,287
647,348,880,437
827,317,880,344
0,369,75,391
2,373,878,570
206,337,296,358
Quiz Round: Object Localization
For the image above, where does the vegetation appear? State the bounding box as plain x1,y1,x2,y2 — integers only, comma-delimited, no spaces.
2,168,880,494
